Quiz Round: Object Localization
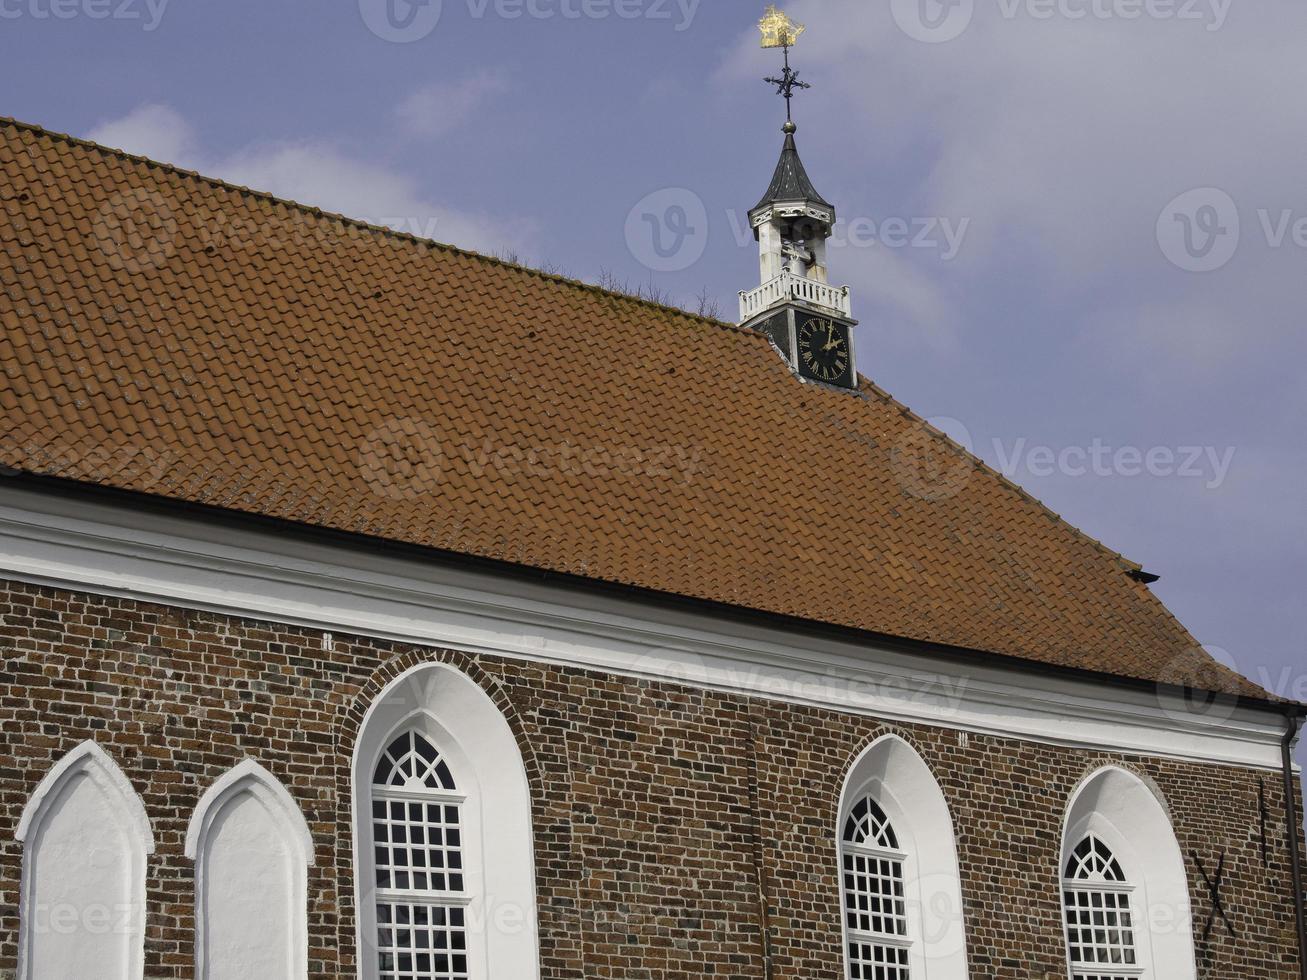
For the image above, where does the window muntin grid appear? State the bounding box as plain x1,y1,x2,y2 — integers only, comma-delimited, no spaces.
376,903,469,980
374,730,458,792
372,731,470,980
846,939,910,980
841,793,911,980
1062,835,1141,980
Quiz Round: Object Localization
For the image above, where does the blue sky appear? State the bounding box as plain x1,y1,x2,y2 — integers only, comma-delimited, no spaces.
4,0,1305,774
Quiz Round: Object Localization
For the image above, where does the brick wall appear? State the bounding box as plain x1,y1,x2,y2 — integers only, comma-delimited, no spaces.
0,579,1301,979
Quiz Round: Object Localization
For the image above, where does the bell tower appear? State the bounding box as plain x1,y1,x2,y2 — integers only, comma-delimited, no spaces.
741,6,858,390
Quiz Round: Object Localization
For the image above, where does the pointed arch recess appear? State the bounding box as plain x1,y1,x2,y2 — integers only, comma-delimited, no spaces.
186,759,314,980
16,741,153,980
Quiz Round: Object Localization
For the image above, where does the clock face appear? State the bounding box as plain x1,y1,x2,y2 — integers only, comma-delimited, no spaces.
796,315,852,385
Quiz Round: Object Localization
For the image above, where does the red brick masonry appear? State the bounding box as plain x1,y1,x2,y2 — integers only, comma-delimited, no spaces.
0,579,1301,979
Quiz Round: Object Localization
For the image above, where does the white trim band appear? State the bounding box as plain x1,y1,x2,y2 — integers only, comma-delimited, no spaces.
0,486,1290,773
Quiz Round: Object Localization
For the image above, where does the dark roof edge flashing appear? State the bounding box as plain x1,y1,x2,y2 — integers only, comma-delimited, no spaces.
4,472,1301,720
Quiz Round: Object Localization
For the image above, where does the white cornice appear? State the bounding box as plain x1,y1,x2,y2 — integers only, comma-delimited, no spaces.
0,486,1292,772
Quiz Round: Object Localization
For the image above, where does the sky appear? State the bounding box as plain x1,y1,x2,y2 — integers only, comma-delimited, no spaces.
2,0,1304,781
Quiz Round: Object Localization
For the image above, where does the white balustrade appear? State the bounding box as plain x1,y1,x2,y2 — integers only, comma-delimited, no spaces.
739,272,852,322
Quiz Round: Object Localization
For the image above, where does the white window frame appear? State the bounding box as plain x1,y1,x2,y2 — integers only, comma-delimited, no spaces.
1060,766,1198,980
836,734,970,980
1061,834,1145,980
351,662,541,980
365,717,484,980
369,728,476,980
839,801,914,979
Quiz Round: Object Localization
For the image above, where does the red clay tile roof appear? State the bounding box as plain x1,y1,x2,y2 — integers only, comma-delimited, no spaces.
0,117,1271,701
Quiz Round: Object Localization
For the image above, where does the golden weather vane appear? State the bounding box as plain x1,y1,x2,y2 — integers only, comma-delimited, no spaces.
759,4,805,48
758,5,810,123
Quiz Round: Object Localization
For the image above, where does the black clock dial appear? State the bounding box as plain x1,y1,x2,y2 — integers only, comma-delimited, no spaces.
796,316,851,384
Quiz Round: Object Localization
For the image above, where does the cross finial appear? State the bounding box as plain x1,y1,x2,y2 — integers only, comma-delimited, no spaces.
759,6,811,123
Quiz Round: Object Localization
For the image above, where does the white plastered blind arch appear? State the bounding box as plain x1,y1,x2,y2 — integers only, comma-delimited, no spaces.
352,661,541,980
185,759,315,980
16,740,155,980
1060,766,1198,980
837,734,970,980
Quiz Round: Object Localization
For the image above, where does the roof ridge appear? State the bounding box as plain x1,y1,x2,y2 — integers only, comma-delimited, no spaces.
0,115,748,336
5,115,1147,582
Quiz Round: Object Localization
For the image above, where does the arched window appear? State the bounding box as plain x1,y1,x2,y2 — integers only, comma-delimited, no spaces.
370,731,469,980
1061,834,1139,978
16,741,154,980
1060,766,1198,980
837,735,969,980
352,662,541,980
840,794,910,979
185,760,314,980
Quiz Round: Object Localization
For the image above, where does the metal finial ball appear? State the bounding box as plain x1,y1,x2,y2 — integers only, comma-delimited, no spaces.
783,121,797,134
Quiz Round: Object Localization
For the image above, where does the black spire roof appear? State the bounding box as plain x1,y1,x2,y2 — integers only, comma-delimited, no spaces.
751,124,834,217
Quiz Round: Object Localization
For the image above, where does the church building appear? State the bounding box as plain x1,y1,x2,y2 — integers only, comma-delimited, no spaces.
0,15,1303,979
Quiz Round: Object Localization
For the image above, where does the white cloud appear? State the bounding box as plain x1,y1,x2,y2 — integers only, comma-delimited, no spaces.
88,104,198,168
394,70,511,139
87,100,536,259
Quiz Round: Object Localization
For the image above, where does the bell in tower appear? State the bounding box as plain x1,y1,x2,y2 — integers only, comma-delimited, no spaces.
741,6,858,390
